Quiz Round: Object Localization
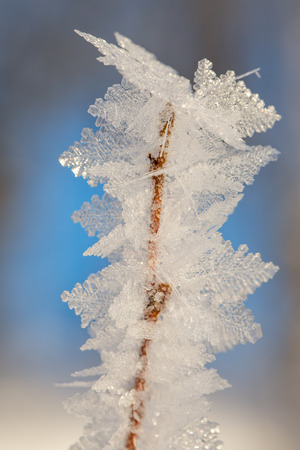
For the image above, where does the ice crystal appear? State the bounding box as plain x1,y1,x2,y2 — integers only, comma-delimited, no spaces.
59,31,280,450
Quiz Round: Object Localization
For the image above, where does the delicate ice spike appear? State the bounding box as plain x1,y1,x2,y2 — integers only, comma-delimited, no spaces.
235,67,261,80
74,29,110,54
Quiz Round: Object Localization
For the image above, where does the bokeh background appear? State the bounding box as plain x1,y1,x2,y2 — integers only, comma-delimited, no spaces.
1,1,299,448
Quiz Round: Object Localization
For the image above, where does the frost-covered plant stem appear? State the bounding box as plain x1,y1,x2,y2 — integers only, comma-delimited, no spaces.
126,103,174,449
59,31,280,450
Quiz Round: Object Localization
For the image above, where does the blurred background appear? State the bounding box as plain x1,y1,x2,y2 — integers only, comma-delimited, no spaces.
1,0,299,448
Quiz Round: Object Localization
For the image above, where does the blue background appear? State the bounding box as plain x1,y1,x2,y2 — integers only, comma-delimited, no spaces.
1,1,299,448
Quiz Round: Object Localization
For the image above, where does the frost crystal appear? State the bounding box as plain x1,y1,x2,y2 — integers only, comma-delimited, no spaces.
59,31,280,450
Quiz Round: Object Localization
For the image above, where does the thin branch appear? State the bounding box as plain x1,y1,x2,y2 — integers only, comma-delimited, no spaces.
125,103,175,449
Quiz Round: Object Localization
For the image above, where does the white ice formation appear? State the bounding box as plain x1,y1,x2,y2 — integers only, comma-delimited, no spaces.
59,31,280,449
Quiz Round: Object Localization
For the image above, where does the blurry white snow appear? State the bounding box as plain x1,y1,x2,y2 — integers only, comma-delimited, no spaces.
0,377,85,450
213,399,293,450
0,375,294,450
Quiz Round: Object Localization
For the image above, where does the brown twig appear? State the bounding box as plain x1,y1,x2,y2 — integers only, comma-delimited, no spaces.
124,103,175,449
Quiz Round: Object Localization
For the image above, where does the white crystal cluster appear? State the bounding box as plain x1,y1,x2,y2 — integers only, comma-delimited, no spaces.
59,31,280,449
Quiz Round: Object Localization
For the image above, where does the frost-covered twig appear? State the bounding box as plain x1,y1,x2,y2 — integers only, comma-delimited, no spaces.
59,31,280,449
125,103,175,449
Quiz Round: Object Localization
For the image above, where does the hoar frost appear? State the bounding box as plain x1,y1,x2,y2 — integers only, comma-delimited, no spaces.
59,30,280,450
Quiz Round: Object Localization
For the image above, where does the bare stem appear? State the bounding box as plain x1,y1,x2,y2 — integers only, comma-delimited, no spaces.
124,103,175,449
